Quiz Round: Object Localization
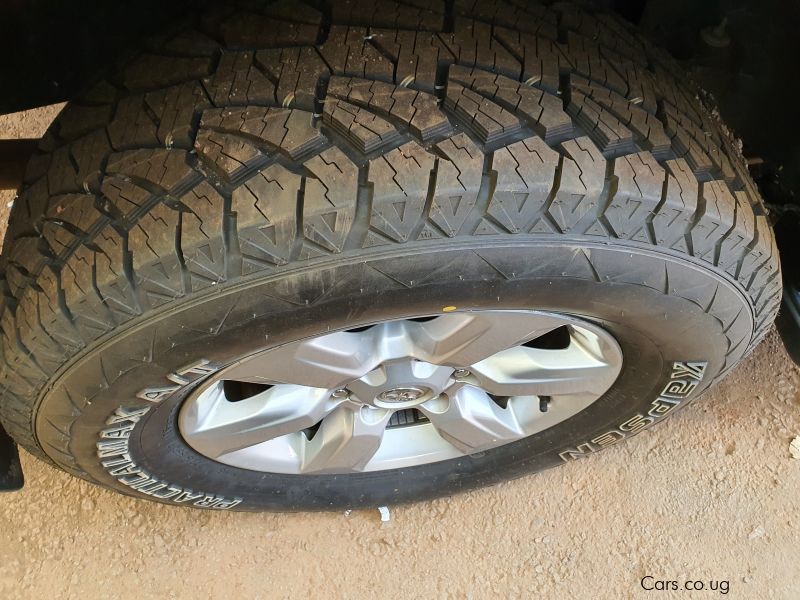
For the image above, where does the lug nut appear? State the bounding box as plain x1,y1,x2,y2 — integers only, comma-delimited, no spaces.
331,389,350,399
539,396,551,413
453,368,471,379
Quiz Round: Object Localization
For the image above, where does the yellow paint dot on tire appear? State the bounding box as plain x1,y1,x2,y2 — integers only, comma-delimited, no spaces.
442,306,457,312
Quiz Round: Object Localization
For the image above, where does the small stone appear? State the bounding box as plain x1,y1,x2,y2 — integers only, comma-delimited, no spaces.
748,526,765,540
81,497,95,511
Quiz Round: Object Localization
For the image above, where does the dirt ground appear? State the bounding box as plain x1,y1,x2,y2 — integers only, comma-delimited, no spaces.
0,107,799,600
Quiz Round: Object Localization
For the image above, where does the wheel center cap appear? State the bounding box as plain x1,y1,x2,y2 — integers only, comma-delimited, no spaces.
374,386,430,408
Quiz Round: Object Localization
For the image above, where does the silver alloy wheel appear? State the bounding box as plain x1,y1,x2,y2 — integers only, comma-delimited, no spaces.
178,311,623,474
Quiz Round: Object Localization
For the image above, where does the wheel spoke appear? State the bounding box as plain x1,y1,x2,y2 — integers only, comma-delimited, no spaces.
179,384,338,459
410,311,569,366
300,405,392,473
219,312,578,389
469,330,620,397
418,386,525,454
221,331,379,388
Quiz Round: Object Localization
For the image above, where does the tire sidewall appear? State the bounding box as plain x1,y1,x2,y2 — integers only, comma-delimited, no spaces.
35,240,752,510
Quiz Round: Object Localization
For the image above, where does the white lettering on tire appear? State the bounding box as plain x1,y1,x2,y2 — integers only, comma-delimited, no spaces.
559,361,707,462
96,406,242,509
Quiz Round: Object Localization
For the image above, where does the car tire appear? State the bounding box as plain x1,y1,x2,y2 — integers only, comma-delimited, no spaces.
0,0,780,510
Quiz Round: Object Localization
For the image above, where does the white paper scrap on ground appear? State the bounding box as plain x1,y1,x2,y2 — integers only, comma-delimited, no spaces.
790,436,800,459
